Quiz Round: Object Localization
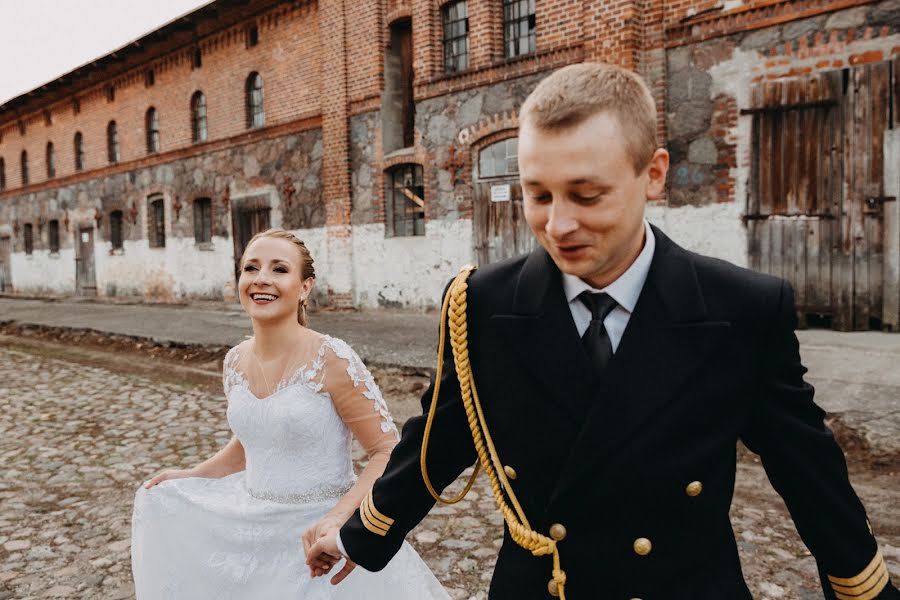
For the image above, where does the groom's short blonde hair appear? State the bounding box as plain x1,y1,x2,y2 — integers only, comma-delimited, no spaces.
519,62,659,174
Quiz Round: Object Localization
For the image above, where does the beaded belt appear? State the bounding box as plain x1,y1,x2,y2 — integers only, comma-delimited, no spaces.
247,482,354,505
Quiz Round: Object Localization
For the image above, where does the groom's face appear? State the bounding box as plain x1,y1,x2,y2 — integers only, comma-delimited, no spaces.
519,110,667,289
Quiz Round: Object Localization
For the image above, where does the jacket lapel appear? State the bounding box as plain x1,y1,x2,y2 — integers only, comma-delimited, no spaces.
550,228,731,502
491,249,595,425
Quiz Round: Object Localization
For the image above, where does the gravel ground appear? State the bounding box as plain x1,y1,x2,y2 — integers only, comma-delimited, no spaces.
0,343,897,599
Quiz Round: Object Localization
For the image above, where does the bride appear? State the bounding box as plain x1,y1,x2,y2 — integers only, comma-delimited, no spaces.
131,228,450,599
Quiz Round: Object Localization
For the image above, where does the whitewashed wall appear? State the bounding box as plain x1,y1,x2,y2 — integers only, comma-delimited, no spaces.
10,248,77,295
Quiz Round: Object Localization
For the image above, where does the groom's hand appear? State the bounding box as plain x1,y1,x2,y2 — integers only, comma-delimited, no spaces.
306,530,356,585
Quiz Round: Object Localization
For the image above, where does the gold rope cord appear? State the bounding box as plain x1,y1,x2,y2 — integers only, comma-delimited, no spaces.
420,265,567,599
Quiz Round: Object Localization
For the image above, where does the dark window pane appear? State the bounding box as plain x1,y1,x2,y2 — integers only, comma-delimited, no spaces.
24,224,33,255
387,164,425,237
110,211,124,250
503,0,535,58
107,122,119,164
74,133,85,171
46,143,56,178
194,198,212,243
146,108,160,154
149,197,165,248
247,73,265,129
442,1,469,73
49,220,60,253
21,151,28,186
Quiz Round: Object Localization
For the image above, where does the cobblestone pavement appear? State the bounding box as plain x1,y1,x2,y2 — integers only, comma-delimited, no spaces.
0,346,897,599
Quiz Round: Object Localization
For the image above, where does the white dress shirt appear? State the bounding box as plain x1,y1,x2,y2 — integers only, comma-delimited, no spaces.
561,220,655,353
335,222,655,561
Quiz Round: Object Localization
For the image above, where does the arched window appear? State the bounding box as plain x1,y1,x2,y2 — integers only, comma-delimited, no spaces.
148,195,166,248
107,121,119,164
191,92,208,143
478,137,519,178
46,142,56,178
0,157,5,191
146,107,160,154
20,150,29,186
74,132,85,171
246,72,264,129
385,163,425,237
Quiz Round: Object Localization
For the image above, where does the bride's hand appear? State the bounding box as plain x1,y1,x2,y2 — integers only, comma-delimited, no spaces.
301,516,344,576
143,468,197,489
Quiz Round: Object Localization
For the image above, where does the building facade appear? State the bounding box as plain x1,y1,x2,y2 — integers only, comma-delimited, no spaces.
0,0,898,330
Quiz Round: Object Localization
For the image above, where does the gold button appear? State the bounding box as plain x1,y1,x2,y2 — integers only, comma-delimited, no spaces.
548,578,560,597
633,537,652,556
503,465,517,480
686,481,703,497
549,523,567,541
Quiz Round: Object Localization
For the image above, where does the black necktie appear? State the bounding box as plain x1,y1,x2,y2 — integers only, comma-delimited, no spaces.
579,291,618,375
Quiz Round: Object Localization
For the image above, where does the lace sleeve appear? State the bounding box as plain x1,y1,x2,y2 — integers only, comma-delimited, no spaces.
321,337,400,439
222,345,241,396
319,336,400,523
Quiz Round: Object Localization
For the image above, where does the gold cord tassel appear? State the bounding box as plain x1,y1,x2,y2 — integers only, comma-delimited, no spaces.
420,265,568,600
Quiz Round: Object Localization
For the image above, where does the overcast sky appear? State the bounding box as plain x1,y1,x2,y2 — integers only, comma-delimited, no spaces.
0,0,213,105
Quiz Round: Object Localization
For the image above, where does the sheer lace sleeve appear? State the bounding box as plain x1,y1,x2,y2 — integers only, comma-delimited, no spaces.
320,337,400,523
222,345,242,396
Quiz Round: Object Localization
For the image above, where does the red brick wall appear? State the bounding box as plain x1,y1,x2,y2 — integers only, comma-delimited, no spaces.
0,2,320,192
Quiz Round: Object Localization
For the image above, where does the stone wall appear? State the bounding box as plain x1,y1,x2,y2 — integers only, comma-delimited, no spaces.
1,128,323,301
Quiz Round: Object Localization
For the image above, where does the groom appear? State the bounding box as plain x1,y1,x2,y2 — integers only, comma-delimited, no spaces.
309,63,899,599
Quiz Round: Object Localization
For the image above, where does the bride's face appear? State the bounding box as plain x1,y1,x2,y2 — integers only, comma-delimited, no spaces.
239,237,313,324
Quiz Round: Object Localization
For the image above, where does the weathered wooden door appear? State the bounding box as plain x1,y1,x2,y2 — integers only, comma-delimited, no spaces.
0,236,11,292
75,227,97,296
232,202,271,281
473,137,537,265
747,59,898,331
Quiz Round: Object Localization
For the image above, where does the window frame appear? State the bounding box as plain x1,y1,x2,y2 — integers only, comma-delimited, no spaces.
20,150,29,186
74,132,85,171
246,72,265,129
146,107,161,154
107,121,120,164
193,197,213,244
385,163,426,238
191,92,208,143
48,219,60,254
23,223,34,255
46,142,56,179
442,0,469,74
502,0,536,59
148,196,166,248
478,137,519,179
110,210,124,251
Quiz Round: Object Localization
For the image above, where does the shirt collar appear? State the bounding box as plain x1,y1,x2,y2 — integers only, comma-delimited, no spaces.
561,220,656,314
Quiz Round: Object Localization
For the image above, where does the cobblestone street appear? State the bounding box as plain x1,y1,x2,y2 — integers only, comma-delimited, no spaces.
0,342,897,599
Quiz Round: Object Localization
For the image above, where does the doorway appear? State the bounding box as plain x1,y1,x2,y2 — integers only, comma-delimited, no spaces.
75,227,97,296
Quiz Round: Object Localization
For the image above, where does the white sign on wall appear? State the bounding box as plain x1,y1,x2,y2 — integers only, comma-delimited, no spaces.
490,184,511,203
81,232,90,243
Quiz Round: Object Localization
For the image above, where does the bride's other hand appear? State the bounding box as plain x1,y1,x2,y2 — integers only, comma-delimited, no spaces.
301,516,343,576
306,529,356,584
143,468,197,489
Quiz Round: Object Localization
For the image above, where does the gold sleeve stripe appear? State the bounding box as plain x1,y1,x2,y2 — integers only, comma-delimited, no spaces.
360,500,389,536
833,570,889,600
365,490,395,525
828,548,884,586
362,492,392,529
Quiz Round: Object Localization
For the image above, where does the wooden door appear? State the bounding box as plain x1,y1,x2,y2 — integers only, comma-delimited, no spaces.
474,179,535,265
747,60,897,331
0,236,11,292
232,204,271,281
473,137,537,265
75,227,97,296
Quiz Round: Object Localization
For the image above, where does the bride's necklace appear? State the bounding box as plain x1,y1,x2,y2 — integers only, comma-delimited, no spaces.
250,342,293,397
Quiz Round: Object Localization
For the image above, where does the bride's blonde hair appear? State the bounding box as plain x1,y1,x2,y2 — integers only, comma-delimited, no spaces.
240,228,316,326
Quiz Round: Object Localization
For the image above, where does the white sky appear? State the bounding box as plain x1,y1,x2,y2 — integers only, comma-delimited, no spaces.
0,0,213,106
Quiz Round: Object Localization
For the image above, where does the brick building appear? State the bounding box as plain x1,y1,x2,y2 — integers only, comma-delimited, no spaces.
0,0,898,330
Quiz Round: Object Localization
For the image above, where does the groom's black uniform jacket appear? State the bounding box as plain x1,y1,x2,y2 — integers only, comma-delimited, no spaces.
340,226,898,600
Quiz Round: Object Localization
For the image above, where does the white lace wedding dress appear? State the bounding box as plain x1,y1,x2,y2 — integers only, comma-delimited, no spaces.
131,335,450,599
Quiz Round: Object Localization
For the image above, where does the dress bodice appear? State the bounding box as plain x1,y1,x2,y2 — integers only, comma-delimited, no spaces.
223,336,398,500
